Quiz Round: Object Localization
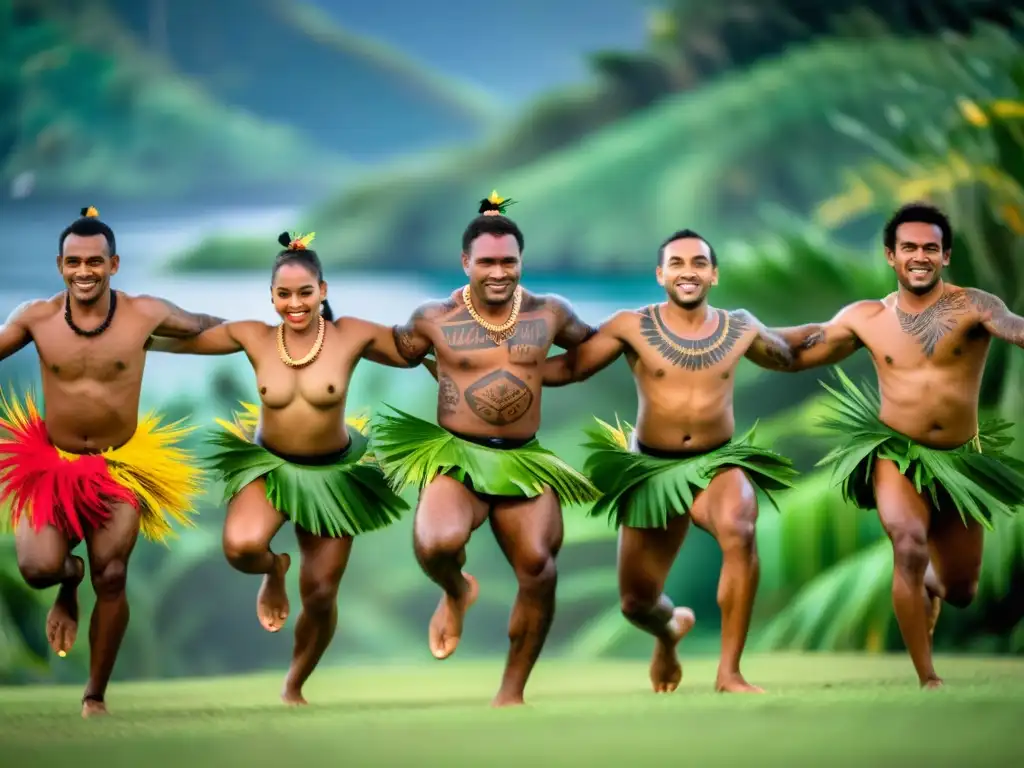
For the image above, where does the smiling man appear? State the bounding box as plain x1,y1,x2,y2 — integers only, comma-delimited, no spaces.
770,202,1024,688
371,191,601,707
541,228,799,695
0,207,223,717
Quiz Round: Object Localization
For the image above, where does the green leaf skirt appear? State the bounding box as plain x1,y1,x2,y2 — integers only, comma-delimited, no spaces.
370,405,600,507
582,416,798,529
204,404,409,538
815,368,1024,529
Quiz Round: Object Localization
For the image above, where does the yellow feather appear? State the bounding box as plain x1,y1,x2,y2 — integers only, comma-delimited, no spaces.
487,189,505,204
84,206,99,217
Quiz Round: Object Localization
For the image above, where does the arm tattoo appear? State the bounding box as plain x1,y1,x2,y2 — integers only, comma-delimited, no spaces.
550,296,597,349
392,302,444,363
152,299,225,338
464,369,534,425
639,306,747,370
895,291,970,356
800,329,826,350
965,288,1024,347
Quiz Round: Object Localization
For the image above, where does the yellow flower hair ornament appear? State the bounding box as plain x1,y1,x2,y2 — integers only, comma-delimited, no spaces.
478,189,517,216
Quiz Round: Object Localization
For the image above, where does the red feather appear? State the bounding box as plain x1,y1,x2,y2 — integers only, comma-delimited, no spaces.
0,409,137,539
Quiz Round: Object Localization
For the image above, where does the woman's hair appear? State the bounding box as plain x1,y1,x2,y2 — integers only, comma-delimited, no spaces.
273,231,333,321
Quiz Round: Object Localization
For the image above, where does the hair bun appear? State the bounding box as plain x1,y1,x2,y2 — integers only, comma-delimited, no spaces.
277,231,292,248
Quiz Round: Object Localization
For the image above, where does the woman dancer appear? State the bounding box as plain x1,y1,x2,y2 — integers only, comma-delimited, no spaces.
150,231,419,704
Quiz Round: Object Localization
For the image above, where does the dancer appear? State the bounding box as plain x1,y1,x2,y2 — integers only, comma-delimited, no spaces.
149,231,414,705
372,191,600,707
772,202,1024,687
542,229,798,693
0,207,218,716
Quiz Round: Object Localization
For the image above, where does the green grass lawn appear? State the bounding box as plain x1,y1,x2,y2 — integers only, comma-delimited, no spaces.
1,654,1022,766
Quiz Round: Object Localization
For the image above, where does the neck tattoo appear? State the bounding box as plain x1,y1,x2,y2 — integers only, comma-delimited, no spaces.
65,290,117,337
278,315,326,368
462,284,523,345
639,305,748,370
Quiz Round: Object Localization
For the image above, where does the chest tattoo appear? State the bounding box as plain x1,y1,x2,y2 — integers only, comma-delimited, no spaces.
639,306,747,370
895,291,970,357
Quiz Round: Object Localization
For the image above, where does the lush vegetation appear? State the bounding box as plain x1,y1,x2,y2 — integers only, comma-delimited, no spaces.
1,0,501,202
170,24,1023,273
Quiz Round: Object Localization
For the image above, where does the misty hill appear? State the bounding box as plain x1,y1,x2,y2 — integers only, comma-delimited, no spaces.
2,0,341,204
105,0,500,161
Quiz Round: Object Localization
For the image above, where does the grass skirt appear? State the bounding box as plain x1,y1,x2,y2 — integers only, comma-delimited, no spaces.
582,416,798,529
816,368,1024,528
205,404,408,538
0,390,202,541
370,405,600,506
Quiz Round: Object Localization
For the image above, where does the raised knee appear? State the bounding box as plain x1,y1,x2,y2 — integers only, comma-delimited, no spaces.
90,559,127,597
415,526,469,564
718,499,758,551
944,580,978,609
620,592,656,622
17,556,64,589
222,531,266,567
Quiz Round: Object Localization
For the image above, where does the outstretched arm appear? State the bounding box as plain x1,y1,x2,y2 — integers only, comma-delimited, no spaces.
146,322,251,355
390,305,435,366
738,311,794,371
965,288,1024,348
136,295,226,338
0,301,36,362
543,310,629,387
769,302,873,372
343,316,422,368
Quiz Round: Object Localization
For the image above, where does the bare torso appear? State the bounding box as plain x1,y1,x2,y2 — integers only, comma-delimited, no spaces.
620,305,763,452
238,320,369,455
845,288,991,448
414,290,569,439
24,293,160,452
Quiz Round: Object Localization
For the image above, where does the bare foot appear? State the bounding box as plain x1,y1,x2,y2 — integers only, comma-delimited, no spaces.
922,677,944,689
81,698,108,718
257,553,291,632
428,572,479,660
281,688,308,706
715,672,765,694
650,607,696,693
491,691,525,708
47,560,83,657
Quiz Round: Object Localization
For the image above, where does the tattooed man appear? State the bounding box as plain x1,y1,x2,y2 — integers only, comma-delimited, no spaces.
542,229,798,694
774,202,1024,688
371,192,600,707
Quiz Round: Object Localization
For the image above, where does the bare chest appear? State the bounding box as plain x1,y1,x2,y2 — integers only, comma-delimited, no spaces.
861,312,989,369
34,317,149,384
629,309,750,382
435,314,553,371
254,345,352,409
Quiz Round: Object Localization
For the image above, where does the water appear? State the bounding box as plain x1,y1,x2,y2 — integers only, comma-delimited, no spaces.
0,207,659,397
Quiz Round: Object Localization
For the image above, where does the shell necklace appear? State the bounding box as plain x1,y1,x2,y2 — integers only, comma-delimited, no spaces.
462,284,522,345
277,315,326,368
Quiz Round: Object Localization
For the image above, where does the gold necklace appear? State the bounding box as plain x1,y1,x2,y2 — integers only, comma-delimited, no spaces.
462,284,522,345
277,315,326,368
